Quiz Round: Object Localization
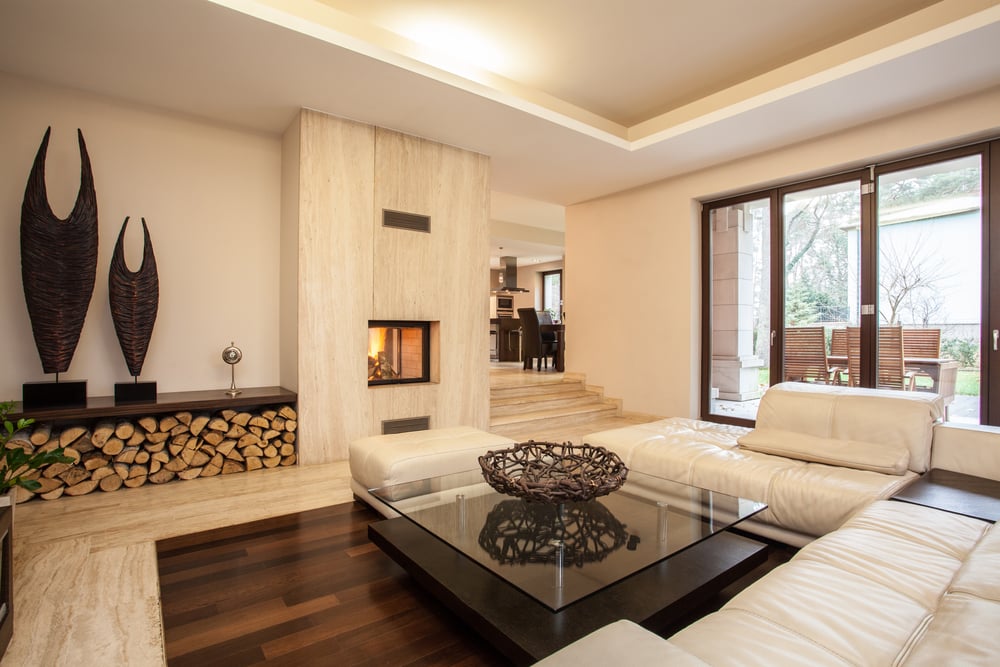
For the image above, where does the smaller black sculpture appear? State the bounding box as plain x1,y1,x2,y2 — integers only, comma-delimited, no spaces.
109,217,159,403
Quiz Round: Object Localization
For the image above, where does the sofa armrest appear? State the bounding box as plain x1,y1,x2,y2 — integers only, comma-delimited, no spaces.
532,620,707,666
931,423,1000,481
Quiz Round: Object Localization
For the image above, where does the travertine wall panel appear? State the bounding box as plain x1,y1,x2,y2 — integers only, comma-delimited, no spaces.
286,113,490,462
372,129,491,433
291,110,374,464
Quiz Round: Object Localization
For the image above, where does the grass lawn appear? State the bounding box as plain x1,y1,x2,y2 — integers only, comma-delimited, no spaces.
956,369,979,396
758,368,980,396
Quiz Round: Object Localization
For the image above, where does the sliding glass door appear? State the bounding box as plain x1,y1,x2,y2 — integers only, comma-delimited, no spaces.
703,140,997,426
876,152,983,423
781,177,863,389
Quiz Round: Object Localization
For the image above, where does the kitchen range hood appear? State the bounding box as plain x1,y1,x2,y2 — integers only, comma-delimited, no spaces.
492,256,529,293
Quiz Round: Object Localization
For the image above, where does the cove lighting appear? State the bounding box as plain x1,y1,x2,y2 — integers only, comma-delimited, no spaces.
394,18,509,81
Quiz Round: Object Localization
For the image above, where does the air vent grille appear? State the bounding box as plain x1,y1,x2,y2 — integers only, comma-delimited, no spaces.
383,209,430,233
382,416,430,435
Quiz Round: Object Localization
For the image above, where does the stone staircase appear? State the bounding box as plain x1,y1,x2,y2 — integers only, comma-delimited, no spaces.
489,373,623,442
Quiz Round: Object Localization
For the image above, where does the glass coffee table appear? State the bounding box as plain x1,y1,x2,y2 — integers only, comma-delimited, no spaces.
368,468,767,664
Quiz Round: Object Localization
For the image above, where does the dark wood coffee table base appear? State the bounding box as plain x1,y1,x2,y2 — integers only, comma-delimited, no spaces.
369,518,767,665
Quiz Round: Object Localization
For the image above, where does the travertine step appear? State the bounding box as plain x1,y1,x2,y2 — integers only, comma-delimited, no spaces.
489,379,588,400
488,366,659,444
489,401,620,429
489,368,623,438
490,391,604,417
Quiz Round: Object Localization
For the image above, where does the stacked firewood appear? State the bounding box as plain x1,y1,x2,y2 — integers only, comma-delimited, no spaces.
9,404,297,502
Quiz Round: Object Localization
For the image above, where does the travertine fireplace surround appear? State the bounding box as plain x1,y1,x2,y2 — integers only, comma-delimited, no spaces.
281,110,491,464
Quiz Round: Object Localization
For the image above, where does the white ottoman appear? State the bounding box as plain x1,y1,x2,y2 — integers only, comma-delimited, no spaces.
350,426,515,517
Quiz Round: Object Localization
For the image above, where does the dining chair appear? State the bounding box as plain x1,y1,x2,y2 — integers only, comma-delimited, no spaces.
517,308,556,371
783,327,836,384
537,310,557,344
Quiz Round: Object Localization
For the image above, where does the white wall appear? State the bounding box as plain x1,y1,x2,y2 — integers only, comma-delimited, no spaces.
0,73,282,401
567,86,1000,418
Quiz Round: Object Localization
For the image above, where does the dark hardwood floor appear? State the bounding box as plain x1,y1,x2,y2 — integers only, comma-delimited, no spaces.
158,501,508,666
158,502,796,666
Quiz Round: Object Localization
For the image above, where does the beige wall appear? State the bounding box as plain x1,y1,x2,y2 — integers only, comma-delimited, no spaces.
0,73,282,401
288,111,490,463
567,86,1000,418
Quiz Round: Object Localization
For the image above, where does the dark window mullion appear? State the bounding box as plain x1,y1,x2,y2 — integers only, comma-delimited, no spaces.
860,168,877,387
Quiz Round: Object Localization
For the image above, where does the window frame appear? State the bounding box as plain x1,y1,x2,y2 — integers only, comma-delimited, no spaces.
701,139,996,426
541,269,563,320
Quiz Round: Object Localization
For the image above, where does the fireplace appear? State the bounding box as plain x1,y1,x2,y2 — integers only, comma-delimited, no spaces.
368,321,431,386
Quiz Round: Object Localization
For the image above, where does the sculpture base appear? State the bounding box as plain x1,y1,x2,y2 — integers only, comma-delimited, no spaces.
114,381,157,405
22,380,87,410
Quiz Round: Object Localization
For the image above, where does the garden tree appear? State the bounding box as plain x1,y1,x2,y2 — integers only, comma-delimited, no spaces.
879,166,980,207
878,233,951,326
781,189,853,325
909,290,945,328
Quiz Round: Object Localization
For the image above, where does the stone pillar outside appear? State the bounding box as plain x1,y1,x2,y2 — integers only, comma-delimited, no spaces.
711,207,763,401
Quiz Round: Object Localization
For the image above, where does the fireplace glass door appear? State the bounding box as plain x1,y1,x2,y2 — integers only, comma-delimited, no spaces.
368,321,431,386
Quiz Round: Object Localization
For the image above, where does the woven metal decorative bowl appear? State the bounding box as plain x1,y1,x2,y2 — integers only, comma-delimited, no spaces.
478,441,628,504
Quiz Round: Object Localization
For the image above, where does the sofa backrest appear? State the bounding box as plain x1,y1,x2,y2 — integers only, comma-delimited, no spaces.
755,382,943,473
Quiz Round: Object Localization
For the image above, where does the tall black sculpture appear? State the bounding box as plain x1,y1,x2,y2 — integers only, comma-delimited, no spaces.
109,217,159,403
20,127,98,409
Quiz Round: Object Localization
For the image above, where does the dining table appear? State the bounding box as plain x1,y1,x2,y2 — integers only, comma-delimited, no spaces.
827,355,959,406
540,323,566,372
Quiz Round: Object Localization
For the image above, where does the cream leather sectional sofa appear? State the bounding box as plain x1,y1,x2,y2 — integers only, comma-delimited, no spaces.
535,382,1000,665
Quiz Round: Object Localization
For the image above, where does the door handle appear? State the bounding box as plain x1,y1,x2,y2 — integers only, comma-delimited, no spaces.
771,330,776,347
994,329,998,351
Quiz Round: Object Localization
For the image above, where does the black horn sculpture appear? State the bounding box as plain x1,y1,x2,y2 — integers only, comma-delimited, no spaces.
20,126,98,376
109,216,159,379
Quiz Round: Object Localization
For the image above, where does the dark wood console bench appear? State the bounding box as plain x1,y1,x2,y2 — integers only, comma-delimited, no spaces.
8,385,296,422
892,468,1000,523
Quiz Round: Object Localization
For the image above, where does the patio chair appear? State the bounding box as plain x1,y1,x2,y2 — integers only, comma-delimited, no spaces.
846,326,916,390
783,327,836,384
902,328,942,358
830,328,847,358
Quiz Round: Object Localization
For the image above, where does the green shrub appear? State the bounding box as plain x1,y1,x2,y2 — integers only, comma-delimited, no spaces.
941,337,979,368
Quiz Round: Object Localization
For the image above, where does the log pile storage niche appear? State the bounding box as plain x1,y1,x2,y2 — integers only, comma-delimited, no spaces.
6,387,296,502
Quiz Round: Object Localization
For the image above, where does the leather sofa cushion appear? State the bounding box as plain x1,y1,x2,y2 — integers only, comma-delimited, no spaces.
756,382,942,473
533,619,709,666
666,501,993,666
586,417,915,539
738,427,910,475
349,426,515,489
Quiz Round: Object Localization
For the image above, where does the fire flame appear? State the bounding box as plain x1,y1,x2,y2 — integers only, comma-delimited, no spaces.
368,327,387,360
